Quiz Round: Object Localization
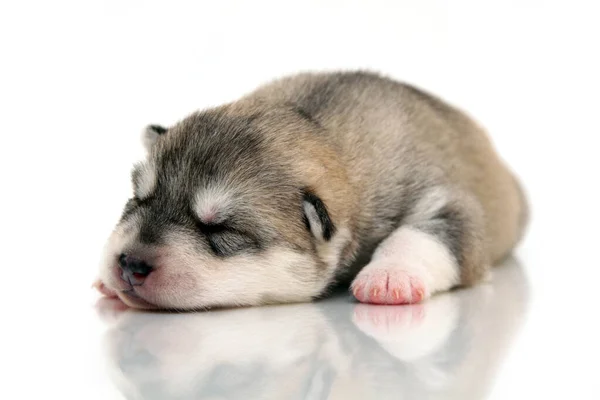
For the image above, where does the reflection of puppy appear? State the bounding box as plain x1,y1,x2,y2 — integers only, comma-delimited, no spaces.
100,258,529,399
353,294,461,362
102,303,351,400
351,257,529,398
96,71,528,310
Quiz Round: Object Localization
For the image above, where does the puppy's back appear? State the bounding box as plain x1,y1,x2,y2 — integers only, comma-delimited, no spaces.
245,71,527,264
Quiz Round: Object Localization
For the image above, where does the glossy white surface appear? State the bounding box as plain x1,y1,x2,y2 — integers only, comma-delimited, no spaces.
98,259,528,400
1,1,599,399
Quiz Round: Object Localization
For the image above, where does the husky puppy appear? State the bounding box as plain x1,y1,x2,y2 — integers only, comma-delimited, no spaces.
95,71,527,310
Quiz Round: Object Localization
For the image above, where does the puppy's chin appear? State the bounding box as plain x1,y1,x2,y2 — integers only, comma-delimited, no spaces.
117,291,159,310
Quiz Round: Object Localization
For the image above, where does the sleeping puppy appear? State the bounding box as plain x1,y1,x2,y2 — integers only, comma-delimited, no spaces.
95,71,528,310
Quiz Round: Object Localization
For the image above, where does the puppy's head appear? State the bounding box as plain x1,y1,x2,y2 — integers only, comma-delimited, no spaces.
100,108,353,310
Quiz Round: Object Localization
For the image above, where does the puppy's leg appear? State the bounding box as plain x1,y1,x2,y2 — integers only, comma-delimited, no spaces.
351,187,487,305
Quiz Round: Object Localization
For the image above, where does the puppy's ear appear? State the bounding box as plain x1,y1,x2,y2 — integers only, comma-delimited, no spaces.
303,191,335,241
142,124,168,151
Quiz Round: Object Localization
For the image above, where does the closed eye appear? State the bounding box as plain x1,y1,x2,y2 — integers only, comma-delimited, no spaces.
208,231,259,257
195,221,260,256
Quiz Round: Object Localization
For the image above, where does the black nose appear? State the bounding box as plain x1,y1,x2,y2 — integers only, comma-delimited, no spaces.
118,253,153,286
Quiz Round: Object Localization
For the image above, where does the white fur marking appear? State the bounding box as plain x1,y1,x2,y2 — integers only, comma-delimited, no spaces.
372,227,458,294
194,186,234,224
134,163,157,200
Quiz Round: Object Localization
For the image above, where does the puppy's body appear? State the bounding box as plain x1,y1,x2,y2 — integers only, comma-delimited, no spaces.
98,71,527,310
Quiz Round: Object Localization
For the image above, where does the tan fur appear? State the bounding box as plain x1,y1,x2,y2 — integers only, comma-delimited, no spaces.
236,70,527,285
234,71,526,285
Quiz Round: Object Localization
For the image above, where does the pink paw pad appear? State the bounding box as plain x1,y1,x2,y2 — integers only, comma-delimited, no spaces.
351,266,428,305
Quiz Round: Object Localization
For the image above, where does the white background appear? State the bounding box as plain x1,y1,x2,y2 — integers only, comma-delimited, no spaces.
1,1,599,399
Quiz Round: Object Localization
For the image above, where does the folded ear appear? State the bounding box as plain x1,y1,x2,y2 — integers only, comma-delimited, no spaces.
303,191,335,241
142,124,168,151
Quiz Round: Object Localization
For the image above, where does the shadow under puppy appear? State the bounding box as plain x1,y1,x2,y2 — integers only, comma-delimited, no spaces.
95,71,527,310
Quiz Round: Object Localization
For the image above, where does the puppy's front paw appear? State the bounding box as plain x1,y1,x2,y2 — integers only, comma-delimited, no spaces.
93,279,118,298
351,227,460,305
350,262,429,305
